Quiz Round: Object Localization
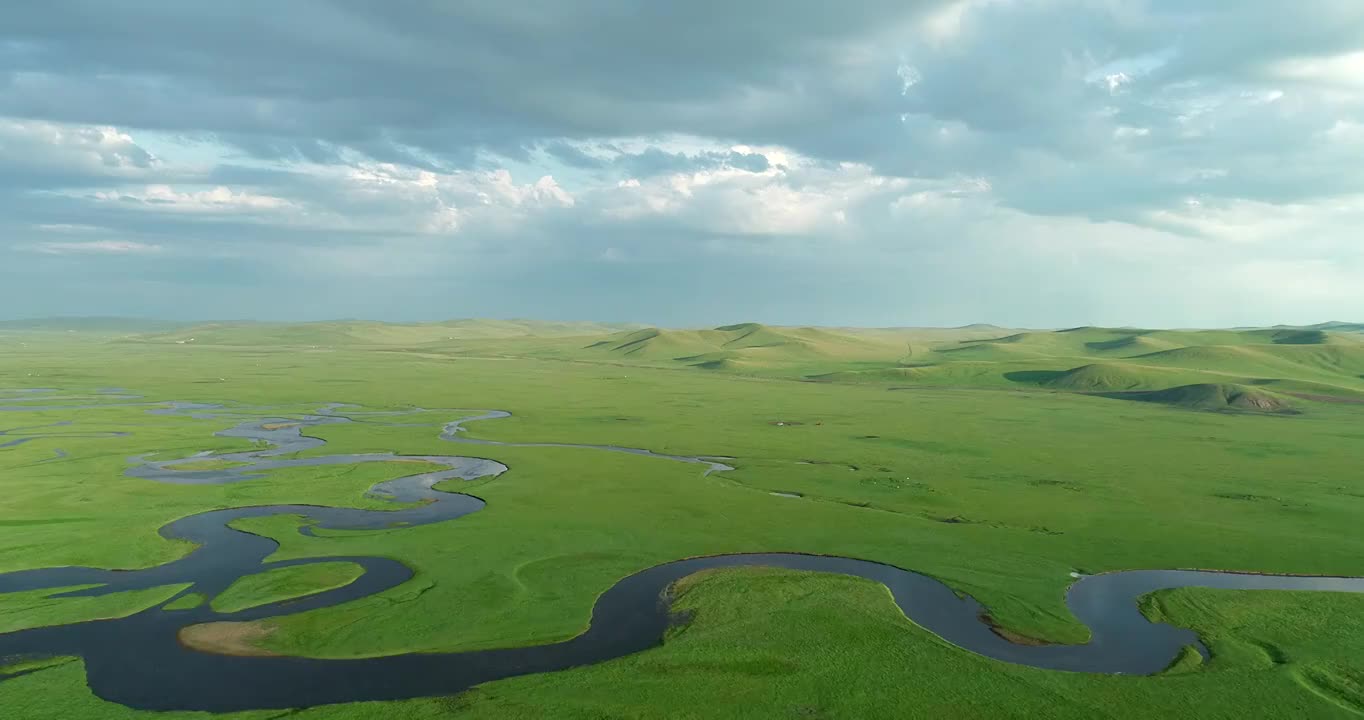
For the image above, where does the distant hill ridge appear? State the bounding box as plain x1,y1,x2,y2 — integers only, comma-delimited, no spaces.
578,323,905,370
4,316,1359,334
8,317,1364,411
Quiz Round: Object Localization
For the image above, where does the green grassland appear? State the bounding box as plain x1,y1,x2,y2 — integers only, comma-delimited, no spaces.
129,318,1363,403
210,562,368,614
2,318,1363,717
0,583,192,636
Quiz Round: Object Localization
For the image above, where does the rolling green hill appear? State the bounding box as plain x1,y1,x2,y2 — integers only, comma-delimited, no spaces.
104,319,1364,410
801,326,1363,406
431,322,976,375
1041,362,1199,392
578,323,905,366
1104,383,1299,414
1280,321,1364,333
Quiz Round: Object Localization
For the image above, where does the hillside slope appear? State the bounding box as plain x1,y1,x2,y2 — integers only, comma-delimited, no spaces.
89,319,1364,408
805,326,1364,405
1105,383,1299,414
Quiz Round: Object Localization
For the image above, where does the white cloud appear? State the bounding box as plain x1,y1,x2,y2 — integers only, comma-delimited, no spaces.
917,0,1000,44
33,223,103,233
0,117,157,180
1269,51,1364,89
897,62,923,94
90,184,293,212
1140,195,1364,271
597,148,910,236
888,176,993,218
483,171,575,208
1103,73,1132,93
32,240,161,255
1326,119,1364,143
326,163,574,236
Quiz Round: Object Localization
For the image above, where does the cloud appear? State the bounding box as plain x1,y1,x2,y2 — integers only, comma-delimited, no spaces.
32,239,161,255
594,154,911,239
1268,50,1364,89
89,184,293,212
0,2,949,162
1,2,1362,326
304,163,576,237
0,117,158,187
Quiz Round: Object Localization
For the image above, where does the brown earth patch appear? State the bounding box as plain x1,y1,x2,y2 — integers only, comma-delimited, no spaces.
260,422,299,431
979,613,1054,647
178,621,278,656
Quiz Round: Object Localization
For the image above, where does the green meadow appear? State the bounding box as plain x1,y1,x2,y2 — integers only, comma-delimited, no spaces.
2,319,1364,718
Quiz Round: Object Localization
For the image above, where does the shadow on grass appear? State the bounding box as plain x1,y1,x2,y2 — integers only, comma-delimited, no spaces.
1002,370,1067,385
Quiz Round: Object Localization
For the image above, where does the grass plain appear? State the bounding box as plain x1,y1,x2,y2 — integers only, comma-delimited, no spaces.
2,318,1363,718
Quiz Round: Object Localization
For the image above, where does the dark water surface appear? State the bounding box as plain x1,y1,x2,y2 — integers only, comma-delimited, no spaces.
3,389,1364,711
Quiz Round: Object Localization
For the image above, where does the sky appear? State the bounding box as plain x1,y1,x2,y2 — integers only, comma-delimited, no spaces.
3,1,1363,328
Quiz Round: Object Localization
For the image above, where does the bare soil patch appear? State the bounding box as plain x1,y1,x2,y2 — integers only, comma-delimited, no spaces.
979,613,1054,647
178,621,278,657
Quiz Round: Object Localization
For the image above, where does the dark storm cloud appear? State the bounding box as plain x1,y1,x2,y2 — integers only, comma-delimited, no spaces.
0,1,946,163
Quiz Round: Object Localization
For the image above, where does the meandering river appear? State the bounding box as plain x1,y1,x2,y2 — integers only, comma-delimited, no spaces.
3,389,1364,711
